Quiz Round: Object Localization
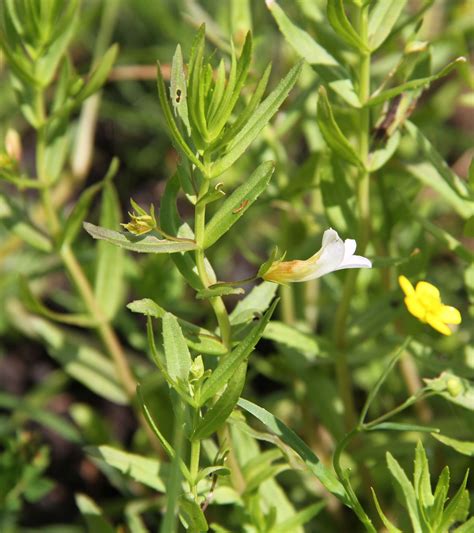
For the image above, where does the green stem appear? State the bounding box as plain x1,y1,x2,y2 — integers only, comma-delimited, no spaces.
194,180,232,350
190,438,201,498
332,4,371,431
333,428,376,533
60,245,137,399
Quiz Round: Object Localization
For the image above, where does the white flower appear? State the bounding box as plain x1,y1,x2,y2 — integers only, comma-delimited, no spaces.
262,228,372,284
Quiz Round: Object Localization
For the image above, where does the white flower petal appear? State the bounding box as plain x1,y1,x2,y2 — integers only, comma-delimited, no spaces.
343,239,357,258
336,254,372,271
297,235,345,281
322,228,340,247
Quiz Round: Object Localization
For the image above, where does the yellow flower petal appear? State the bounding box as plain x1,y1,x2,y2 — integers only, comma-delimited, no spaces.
426,313,452,336
438,305,462,325
415,281,440,303
404,296,426,321
398,275,415,297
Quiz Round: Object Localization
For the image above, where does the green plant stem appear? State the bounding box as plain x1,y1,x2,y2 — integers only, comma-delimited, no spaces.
190,438,201,498
194,180,232,350
333,428,376,533
333,4,371,432
32,89,164,451
60,245,137,397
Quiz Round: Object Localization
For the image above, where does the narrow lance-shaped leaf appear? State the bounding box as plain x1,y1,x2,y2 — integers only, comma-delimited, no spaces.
431,434,474,457
368,0,408,51
327,0,369,52
237,398,349,504
83,222,198,254
204,161,275,248
199,299,278,406
316,87,362,167
170,44,191,135
210,62,302,178
367,57,466,106
94,181,125,321
75,494,115,533
60,181,103,248
386,452,422,533
76,44,118,103
86,445,166,492
192,362,247,440
128,298,226,356
156,62,206,173
162,313,192,384
267,1,360,107
160,173,204,290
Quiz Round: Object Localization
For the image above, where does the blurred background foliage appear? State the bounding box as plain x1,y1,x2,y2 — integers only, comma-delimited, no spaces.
0,0,473,531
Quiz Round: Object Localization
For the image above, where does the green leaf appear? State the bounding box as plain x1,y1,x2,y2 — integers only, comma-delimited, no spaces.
413,214,474,263
127,298,226,356
431,466,450,524
404,121,474,218
83,222,198,253
75,44,118,103
86,445,166,492
60,181,103,248
179,497,209,532
272,502,325,532
424,372,474,412
170,44,191,136
386,452,422,533
199,299,278,406
75,494,115,533
327,0,368,52
453,517,474,533
316,87,362,166
414,441,434,510
20,278,95,327
162,313,192,384
238,398,349,504
210,62,302,178
157,61,206,173
160,173,204,291
10,221,52,252
367,57,466,106
196,285,245,299
229,282,278,325
219,62,272,147
14,312,128,404
94,181,125,321
207,31,253,141
267,1,360,107
262,321,323,360
371,488,402,533
431,434,474,457
368,422,439,433
136,386,192,484
204,161,275,247
35,0,78,86
368,0,408,51
192,362,247,440
438,470,470,531
368,130,400,171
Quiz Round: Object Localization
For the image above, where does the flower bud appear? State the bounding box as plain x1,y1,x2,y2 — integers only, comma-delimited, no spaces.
446,377,462,397
5,128,22,162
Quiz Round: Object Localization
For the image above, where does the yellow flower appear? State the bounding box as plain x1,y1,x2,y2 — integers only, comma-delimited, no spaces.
261,228,372,284
398,275,461,336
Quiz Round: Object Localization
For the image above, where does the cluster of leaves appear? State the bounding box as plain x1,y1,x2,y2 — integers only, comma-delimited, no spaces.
0,0,473,532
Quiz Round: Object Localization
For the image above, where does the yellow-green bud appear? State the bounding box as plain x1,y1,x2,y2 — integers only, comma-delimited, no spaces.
446,377,462,397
